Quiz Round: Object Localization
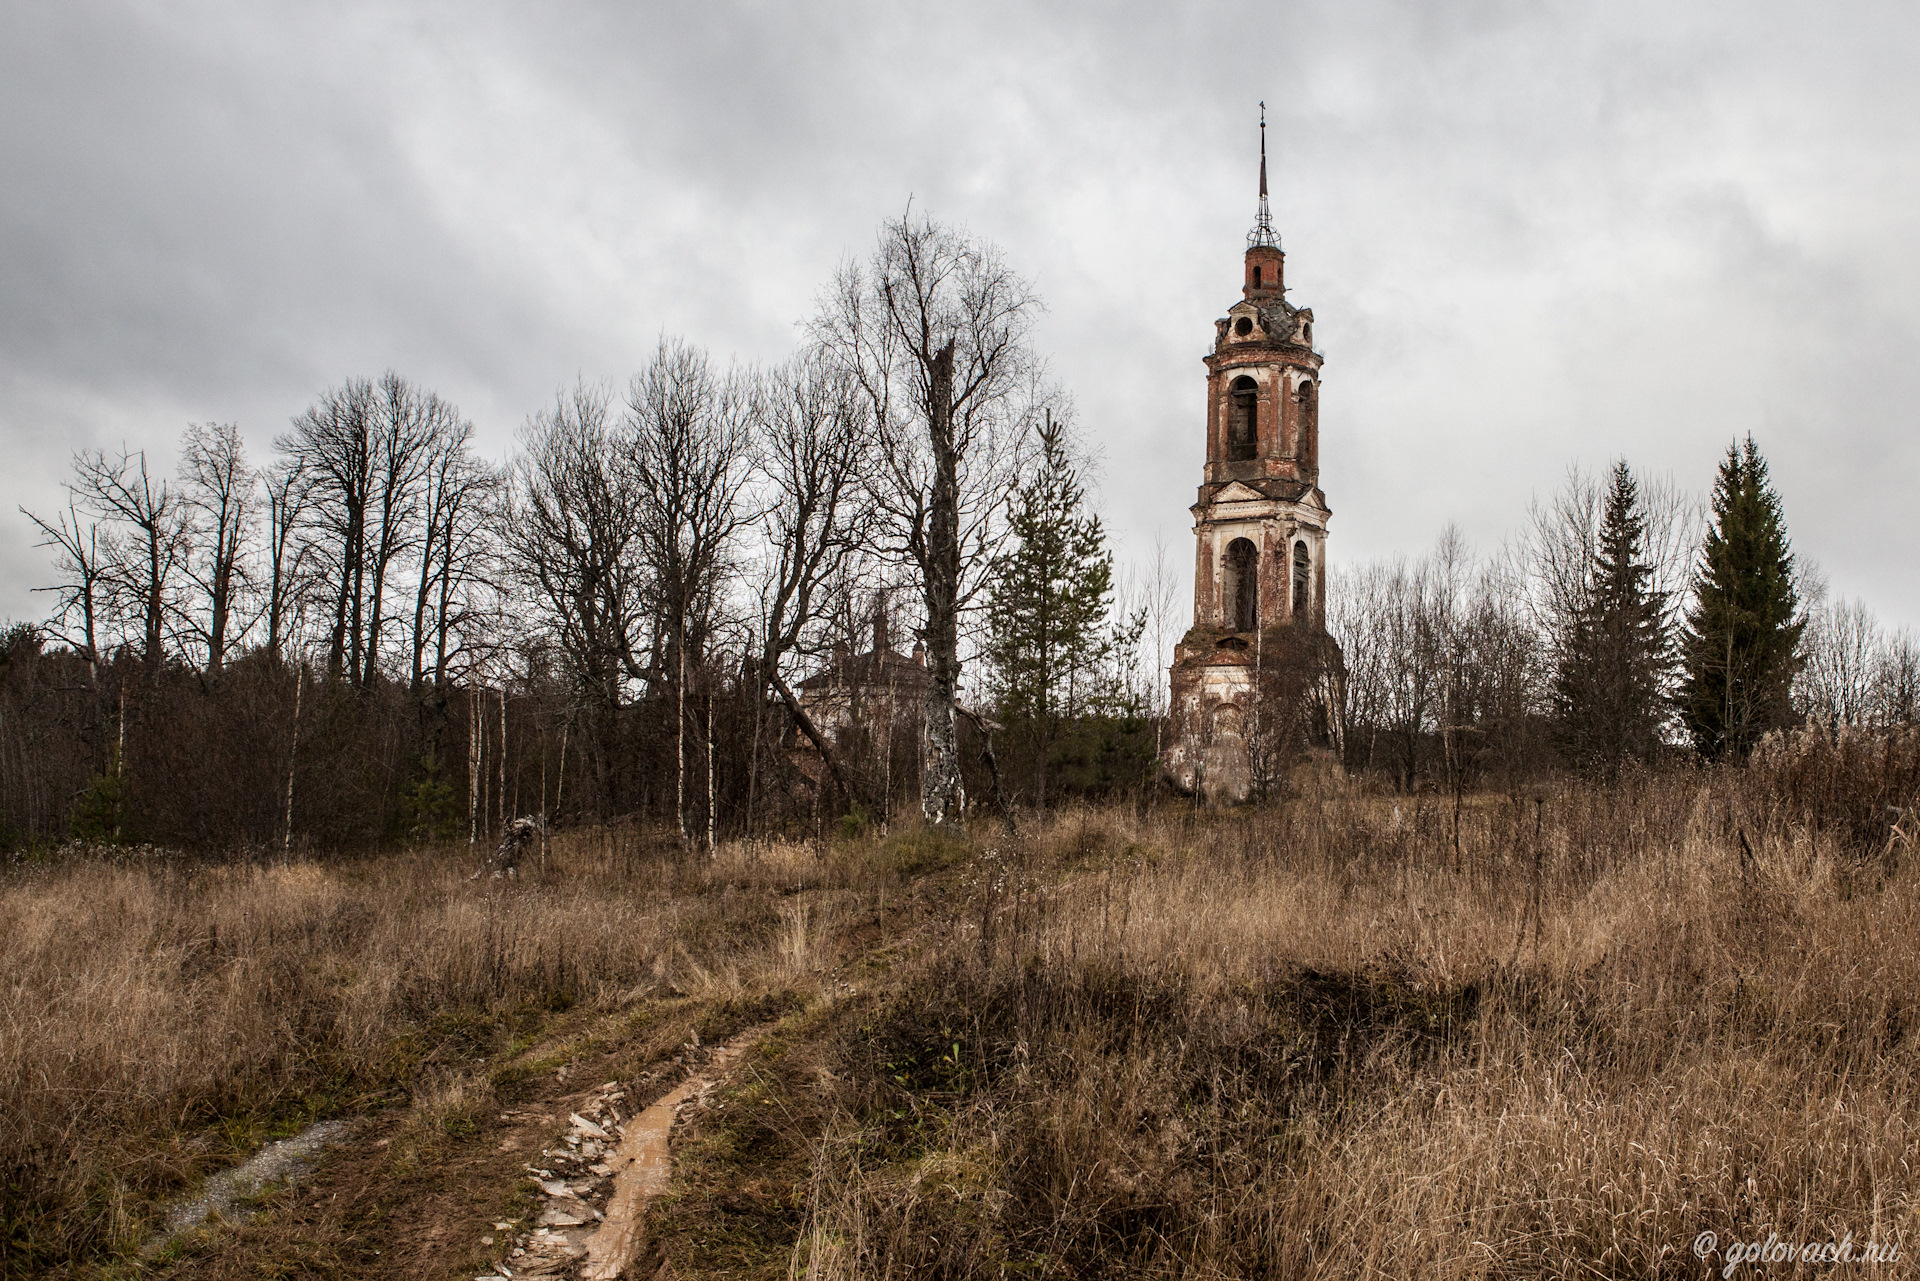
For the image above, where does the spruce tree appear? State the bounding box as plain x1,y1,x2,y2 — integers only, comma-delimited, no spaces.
1677,435,1804,758
1552,461,1670,776
985,412,1114,809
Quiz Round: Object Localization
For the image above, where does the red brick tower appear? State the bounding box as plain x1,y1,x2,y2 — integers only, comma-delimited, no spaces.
1162,107,1341,803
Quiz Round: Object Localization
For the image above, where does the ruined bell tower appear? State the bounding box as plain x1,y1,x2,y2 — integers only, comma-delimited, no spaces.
1162,107,1341,803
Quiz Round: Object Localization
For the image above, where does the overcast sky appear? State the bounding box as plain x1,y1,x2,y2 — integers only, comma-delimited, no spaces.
3,0,1916,635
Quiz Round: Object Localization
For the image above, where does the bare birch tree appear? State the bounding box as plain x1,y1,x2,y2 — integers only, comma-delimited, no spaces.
262,457,313,665
22,491,108,675
1142,533,1183,719
1799,597,1886,726
507,383,650,811
178,422,255,676
72,447,192,672
282,378,375,680
410,420,499,692
811,211,1044,824
626,338,753,839
747,352,874,792
281,372,452,685
360,374,455,685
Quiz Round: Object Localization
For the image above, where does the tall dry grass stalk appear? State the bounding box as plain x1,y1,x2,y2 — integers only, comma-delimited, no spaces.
0,827,868,1271
800,754,1920,1278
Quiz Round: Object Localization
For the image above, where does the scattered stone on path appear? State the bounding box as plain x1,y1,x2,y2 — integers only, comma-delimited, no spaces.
484,1033,764,1281
537,1196,597,1227
582,1035,757,1281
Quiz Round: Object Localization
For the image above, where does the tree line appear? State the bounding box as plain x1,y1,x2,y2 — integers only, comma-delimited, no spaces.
1328,438,1918,799
3,213,1148,851
5,210,1913,850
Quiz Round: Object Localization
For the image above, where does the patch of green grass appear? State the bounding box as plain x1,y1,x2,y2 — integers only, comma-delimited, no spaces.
874,827,972,879
644,998,851,1279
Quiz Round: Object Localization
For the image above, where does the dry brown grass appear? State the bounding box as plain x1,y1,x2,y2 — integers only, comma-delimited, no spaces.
789,758,1920,1278
0,826,887,1274
10,736,1920,1279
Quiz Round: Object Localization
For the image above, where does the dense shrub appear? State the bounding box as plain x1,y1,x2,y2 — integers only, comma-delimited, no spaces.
1747,723,1920,852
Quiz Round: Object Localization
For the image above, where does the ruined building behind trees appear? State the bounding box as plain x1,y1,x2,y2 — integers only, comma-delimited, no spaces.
791,604,929,809
1162,112,1345,804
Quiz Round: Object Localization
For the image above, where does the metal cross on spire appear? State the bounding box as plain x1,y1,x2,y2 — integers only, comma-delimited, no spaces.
1248,101,1280,249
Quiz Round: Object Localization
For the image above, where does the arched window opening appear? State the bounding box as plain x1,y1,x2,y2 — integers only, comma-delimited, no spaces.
1292,541,1312,620
1227,376,1258,461
1253,265,1263,288
1225,538,1259,632
1296,380,1317,466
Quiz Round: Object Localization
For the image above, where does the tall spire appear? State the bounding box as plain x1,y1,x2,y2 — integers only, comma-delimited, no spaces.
1248,101,1279,249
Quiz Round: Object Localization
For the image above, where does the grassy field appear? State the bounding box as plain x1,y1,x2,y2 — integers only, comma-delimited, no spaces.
4,736,1918,1277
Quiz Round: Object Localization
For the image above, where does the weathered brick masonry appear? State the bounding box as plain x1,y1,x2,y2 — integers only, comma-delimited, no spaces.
1162,115,1345,803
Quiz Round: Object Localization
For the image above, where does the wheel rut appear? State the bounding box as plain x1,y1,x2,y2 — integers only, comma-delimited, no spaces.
481,1029,764,1281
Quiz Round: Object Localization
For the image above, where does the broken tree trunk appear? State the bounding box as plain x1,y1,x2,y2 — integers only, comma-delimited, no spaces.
771,674,859,811
957,704,1016,832
921,339,965,826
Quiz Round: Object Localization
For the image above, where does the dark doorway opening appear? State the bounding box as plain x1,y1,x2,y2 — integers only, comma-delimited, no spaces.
1225,538,1259,631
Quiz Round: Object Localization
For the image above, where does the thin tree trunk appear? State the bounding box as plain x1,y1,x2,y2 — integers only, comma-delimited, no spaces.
745,681,763,840
345,505,367,681
705,692,715,853
468,685,481,847
283,662,303,864
676,635,687,841
883,669,895,830
434,530,454,686
410,513,436,692
208,526,234,677
115,681,126,779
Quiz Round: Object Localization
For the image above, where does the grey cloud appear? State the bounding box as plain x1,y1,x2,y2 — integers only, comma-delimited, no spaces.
1,0,1914,630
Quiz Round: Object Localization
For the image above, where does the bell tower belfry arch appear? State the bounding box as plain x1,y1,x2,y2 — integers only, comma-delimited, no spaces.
1162,105,1341,804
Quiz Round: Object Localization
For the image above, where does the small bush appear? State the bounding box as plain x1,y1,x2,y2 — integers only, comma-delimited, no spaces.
66,772,128,844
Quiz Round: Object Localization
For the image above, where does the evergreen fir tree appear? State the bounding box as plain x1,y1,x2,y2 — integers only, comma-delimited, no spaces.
1677,435,1804,758
985,412,1115,808
1552,461,1670,776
